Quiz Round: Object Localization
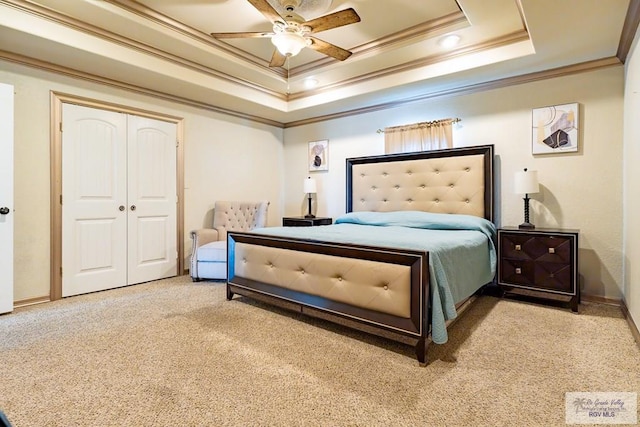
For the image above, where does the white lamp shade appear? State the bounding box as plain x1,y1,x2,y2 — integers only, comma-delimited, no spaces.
304,177,317,194
514,169,539,194
271,32,307,57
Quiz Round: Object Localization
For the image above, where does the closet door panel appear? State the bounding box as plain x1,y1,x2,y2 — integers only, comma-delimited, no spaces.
62,104,128,297
127,115,177,285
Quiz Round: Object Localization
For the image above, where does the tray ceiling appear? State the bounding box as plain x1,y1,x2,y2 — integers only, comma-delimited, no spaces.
0,0,633,126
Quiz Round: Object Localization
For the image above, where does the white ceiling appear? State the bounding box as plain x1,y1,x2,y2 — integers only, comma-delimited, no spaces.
0,0,635,126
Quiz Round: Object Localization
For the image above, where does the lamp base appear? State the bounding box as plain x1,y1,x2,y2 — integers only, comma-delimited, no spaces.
518,222,535,230
304,214,316,219
520,195,535,230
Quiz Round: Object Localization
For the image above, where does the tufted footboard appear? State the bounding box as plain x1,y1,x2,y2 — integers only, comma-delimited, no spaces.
226,231,432,365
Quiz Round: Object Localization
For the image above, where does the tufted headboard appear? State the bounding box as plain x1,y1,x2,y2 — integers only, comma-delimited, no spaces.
346,145,494,221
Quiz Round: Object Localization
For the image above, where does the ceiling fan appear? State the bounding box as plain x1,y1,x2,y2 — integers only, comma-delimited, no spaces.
211,0,361,68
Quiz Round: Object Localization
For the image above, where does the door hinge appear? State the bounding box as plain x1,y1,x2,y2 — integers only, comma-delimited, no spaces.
59,122,63,132
60,194,62,205
60,266,63,277
176,139,179,147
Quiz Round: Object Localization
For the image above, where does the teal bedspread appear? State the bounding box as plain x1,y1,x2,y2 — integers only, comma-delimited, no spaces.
251,211,496,344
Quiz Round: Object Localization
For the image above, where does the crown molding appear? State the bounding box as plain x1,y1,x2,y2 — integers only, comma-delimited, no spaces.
284,57,622,128
289,29,530,101
102,0,284,75
0,49,285,128
617,0,640,63
289,11,468,76
0,47,621,130
0,0,284,98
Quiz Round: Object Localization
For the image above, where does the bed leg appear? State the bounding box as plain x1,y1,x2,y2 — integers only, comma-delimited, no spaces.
226,284,234,301
415,337,428,367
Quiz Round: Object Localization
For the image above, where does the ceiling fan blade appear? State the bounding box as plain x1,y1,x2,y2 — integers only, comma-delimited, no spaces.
211,32,274,39
308,37,352,61
247,0,284,23
269,49,287,68
305,8,361,34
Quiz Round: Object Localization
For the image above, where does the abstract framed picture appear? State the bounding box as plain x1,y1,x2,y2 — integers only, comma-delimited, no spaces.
532,103,579,154
308,139,329,172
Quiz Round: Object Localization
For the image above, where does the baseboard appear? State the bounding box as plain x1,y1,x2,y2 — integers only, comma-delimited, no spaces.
581,294,622,306
620,300,640,350
14,295,51,309
14,272,194,309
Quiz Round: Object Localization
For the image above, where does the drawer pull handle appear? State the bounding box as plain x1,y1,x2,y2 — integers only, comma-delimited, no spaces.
515,244,521,251
549,247,555,254
515,268,522,274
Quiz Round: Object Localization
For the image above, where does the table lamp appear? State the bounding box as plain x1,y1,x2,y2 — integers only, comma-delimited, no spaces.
514,168,539,229
304,177,317,218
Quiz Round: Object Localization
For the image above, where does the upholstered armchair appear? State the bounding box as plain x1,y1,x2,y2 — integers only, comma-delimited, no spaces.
190,201,269,281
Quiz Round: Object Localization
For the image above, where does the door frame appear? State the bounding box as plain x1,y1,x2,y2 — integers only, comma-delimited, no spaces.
50,92,185,300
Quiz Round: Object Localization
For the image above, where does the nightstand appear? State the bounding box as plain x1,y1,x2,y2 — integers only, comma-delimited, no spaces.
282,216,332,227
497,227,580,312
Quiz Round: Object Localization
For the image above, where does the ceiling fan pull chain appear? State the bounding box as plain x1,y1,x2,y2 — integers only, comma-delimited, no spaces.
286,56,290,94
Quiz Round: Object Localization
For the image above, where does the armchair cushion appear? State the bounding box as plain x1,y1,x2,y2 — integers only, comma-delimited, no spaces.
196,240,226,263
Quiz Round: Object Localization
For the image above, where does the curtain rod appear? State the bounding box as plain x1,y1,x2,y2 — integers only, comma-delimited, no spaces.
376,117,461,133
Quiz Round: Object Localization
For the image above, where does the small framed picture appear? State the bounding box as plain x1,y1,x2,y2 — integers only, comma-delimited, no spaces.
308,140,329,172
532,103,579,154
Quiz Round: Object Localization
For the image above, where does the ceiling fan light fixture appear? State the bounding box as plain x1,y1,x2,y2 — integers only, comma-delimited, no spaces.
211,1,360,67
271,31,309,56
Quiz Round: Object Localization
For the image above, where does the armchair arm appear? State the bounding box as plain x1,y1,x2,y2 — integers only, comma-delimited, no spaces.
214,226,228,242
190,228,220,280
190,228,220,250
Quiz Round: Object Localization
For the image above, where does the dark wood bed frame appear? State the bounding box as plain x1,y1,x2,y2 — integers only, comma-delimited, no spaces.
226,145,494,365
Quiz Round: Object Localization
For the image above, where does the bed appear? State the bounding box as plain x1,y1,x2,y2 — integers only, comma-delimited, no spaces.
226,145,495,365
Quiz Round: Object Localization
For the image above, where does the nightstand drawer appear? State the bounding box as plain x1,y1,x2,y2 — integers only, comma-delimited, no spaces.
500,234,572,264
500,259,572,292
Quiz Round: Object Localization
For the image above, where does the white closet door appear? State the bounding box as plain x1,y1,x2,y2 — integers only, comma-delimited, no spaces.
62,104,128,297
62,104,178,297
0,83,14,313
127,116,177,285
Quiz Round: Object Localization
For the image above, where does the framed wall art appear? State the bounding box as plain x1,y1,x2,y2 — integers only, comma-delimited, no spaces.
532,103,579,154
308,139,329,172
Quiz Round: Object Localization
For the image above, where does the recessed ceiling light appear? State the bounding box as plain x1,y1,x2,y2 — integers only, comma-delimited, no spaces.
439,34,461,49
304,78,319,89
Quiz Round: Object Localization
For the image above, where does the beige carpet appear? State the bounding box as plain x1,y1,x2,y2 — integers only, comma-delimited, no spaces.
1,275,638,427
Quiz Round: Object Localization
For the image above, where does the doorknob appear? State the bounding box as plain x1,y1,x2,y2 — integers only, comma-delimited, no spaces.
0,207,9,215
130,205,136,211
119,205,125,211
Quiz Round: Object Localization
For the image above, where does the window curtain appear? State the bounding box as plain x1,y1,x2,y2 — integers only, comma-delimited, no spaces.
384,118,457,154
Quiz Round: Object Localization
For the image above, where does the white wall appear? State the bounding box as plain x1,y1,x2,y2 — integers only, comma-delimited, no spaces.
1,56,629,304
623,27,640,326
284,66,625,300
0,60,284,302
